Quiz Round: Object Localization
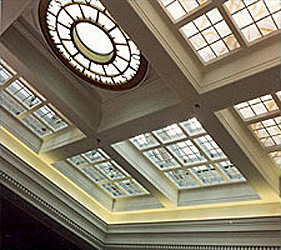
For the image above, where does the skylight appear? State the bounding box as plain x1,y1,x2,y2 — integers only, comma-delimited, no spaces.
1,61,69,138
159,0,207,21
224,0,281,43
180,8,240,62
39,0,148,90
159,0,280,64
234,91,281,169
130,117,246,189
66,149,148,198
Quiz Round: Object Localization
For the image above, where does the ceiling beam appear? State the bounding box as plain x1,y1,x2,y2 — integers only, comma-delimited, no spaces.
105,143,178,209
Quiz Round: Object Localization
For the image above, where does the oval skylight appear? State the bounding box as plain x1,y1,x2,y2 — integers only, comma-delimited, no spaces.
39,0,148,90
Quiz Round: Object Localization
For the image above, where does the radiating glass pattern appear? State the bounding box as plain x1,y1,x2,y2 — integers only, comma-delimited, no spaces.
224,0,281,42
180,8,240,62
159,0,207,21
66,149,148,197
1,62,69,138
234,92,281,168
234,94,278,120
130,117,245,188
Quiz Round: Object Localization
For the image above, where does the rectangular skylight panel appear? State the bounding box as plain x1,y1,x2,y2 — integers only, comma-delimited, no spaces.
21,114,51,137
6,79,43,109
34,105,68,131
160,0,207,21
0,64,13,85
1,92,26,116
153,124,186,143
101,183,125,197
116,179,145,196
190,164,225,185
180,8,240,62
130,133,159,150
215,161,246,181
224,0,281,43
194,135,226,160
234,94,278,120
269,151,281,168
167,140,206,165
95,161,125,180
143,147,180,169
82,149,108,163
66,154,88,167
180,117,206,136
165,169,199,188
250,116,281,147
81,166,107,182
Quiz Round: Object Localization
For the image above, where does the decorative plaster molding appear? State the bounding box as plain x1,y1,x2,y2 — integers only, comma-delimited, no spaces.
0,171,104,250
105,244,281,250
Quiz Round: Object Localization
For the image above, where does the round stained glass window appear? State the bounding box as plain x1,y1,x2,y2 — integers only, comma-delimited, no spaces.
39,0,148,90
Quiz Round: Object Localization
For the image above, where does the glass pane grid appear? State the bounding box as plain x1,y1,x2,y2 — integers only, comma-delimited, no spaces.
0,64,13,85
100,183,125,197
269,151,281,168
180,117,206,136
5,79,43,109
167,140,206,165
153,124,186,143
130,133,159,150
1,92,27,116
21,114,52,137
194,135,226,160
160,0,208,21
116,179,146,196
234,94,279,120
190,164,225,186
165,169,199,188
224,0,281,43
249,116,281,148
143,147,180,169
215,160,246,181
180,8,240,62
34,105,68,132
66,149,148,197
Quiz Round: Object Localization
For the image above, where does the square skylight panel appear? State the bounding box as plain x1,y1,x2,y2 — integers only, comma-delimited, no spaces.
95,161,126,180
216,161,245,181
194,135,226,160
101,183,125,197
116,179,146,196
143,147,180,169
276,91,281,101
0,64,13,85
21,114,52,137
269,151,281,168
159,0,207,21
180,8,240,62
153,124,186,143
130,133,159,150
224,0,281,43
249,116,281,148
165,169,199,188
34,105,68,131
167,140,206,165
1,92,26,116
180,117,206,136
82,149,109,163
81,166,107,182
5,79,43,109
234,94,278,120
190,164,225,186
